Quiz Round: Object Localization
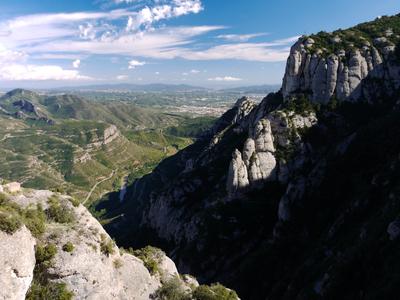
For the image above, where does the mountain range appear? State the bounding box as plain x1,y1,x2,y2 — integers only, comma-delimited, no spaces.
97,13,400,299
2,12,400,300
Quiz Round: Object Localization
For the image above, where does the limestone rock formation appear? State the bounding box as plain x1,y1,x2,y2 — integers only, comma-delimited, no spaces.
227,149,250,195
282,35,400,103
0,186,198,300
0,226,36,300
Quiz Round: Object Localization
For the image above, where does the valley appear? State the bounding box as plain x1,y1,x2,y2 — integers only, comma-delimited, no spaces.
1,1,400,299
0,89,216,206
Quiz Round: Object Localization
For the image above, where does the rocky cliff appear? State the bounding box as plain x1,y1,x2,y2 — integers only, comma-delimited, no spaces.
100,14,400,300
0,185,237,299
282,15,400,103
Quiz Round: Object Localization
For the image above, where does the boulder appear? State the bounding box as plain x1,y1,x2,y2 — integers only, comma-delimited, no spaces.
0,226,36,300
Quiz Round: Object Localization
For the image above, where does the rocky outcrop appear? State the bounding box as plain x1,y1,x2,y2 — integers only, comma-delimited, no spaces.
103,125,120,145
0,186,201,300
88,125,120,148
0,226,36,300
282,35,400,103
227,150,249,195
227,104,316,195
102,14,400,300
13,99,39,116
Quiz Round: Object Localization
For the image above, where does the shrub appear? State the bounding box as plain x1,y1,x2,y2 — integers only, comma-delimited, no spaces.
35,244,57,264
192,283,238,300
62,242,74,253
27,242,74,300
0,212,22,234
46,196,75,224
132,246,164,275
151,276,190,300
23,204,46,237
113,259,123,269
67,197,80,207
0,192,7,205
100,237,115,256
26,282,73,300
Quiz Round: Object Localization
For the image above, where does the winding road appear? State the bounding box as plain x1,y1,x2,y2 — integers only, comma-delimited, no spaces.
83,169,117,205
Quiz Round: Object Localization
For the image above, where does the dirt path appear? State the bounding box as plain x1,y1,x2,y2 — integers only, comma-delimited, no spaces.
83,169,117,206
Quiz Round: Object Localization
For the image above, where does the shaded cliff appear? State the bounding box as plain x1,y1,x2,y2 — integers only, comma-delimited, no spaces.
101,14,400,299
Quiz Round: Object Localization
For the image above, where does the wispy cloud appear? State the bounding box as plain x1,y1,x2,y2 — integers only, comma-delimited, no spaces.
128,59,145,69
116,74,128,80
72,59,81,68
0,64,90,81
125,0,203,32
208,76,242,82
0,44,88,81
0,0,298,82
217,33,268,42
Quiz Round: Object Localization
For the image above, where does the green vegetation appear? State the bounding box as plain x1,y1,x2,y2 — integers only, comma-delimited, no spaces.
165,116,216,137
113,258,123,269
0,194,46,236
26,282,73,300
35,243,57,264
23,204,46,237
62,242,74,253
27,243,74,300
0,211,22,234
0,89,217,207
100,234,115,256
152,277,238,300
151,276,190,300
304,14,400,57
67,197,80,207
283,94,317,116
46,196,75,224
192,284,238,300
131,246,164,275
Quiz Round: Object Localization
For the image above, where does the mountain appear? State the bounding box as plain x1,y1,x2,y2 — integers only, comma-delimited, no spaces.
98,14,400,299
0,89,214,204
53,83,208,93
0,184,238,299
219,84,281,94
0,89,185,128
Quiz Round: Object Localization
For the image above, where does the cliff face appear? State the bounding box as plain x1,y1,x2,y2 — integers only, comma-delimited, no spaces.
0,185,215,300
101,14,400,300
282,16,400,103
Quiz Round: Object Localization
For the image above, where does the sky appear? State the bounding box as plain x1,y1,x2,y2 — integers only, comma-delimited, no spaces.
0,0,399,89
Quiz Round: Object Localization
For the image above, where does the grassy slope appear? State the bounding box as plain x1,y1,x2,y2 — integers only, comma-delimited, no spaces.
0,90,215,206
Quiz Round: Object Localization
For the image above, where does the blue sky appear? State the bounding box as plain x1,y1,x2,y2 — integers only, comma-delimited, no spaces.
0,0,399,88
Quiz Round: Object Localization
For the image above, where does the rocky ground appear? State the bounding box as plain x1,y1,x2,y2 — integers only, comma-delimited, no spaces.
0,183,238,299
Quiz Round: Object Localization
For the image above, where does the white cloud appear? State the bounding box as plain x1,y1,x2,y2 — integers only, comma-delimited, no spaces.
155,71,160,75
217,33,267,42
0,64,90,81
0,44,27,62
0,0,298,84
72,59,81,68
179,40,298,62
79,23,96,40
128,59,145,69
27,26,224,59
208,76,242,82
125,0,203,32
116,74,128,80
0,43,90,81
114,0,137,3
